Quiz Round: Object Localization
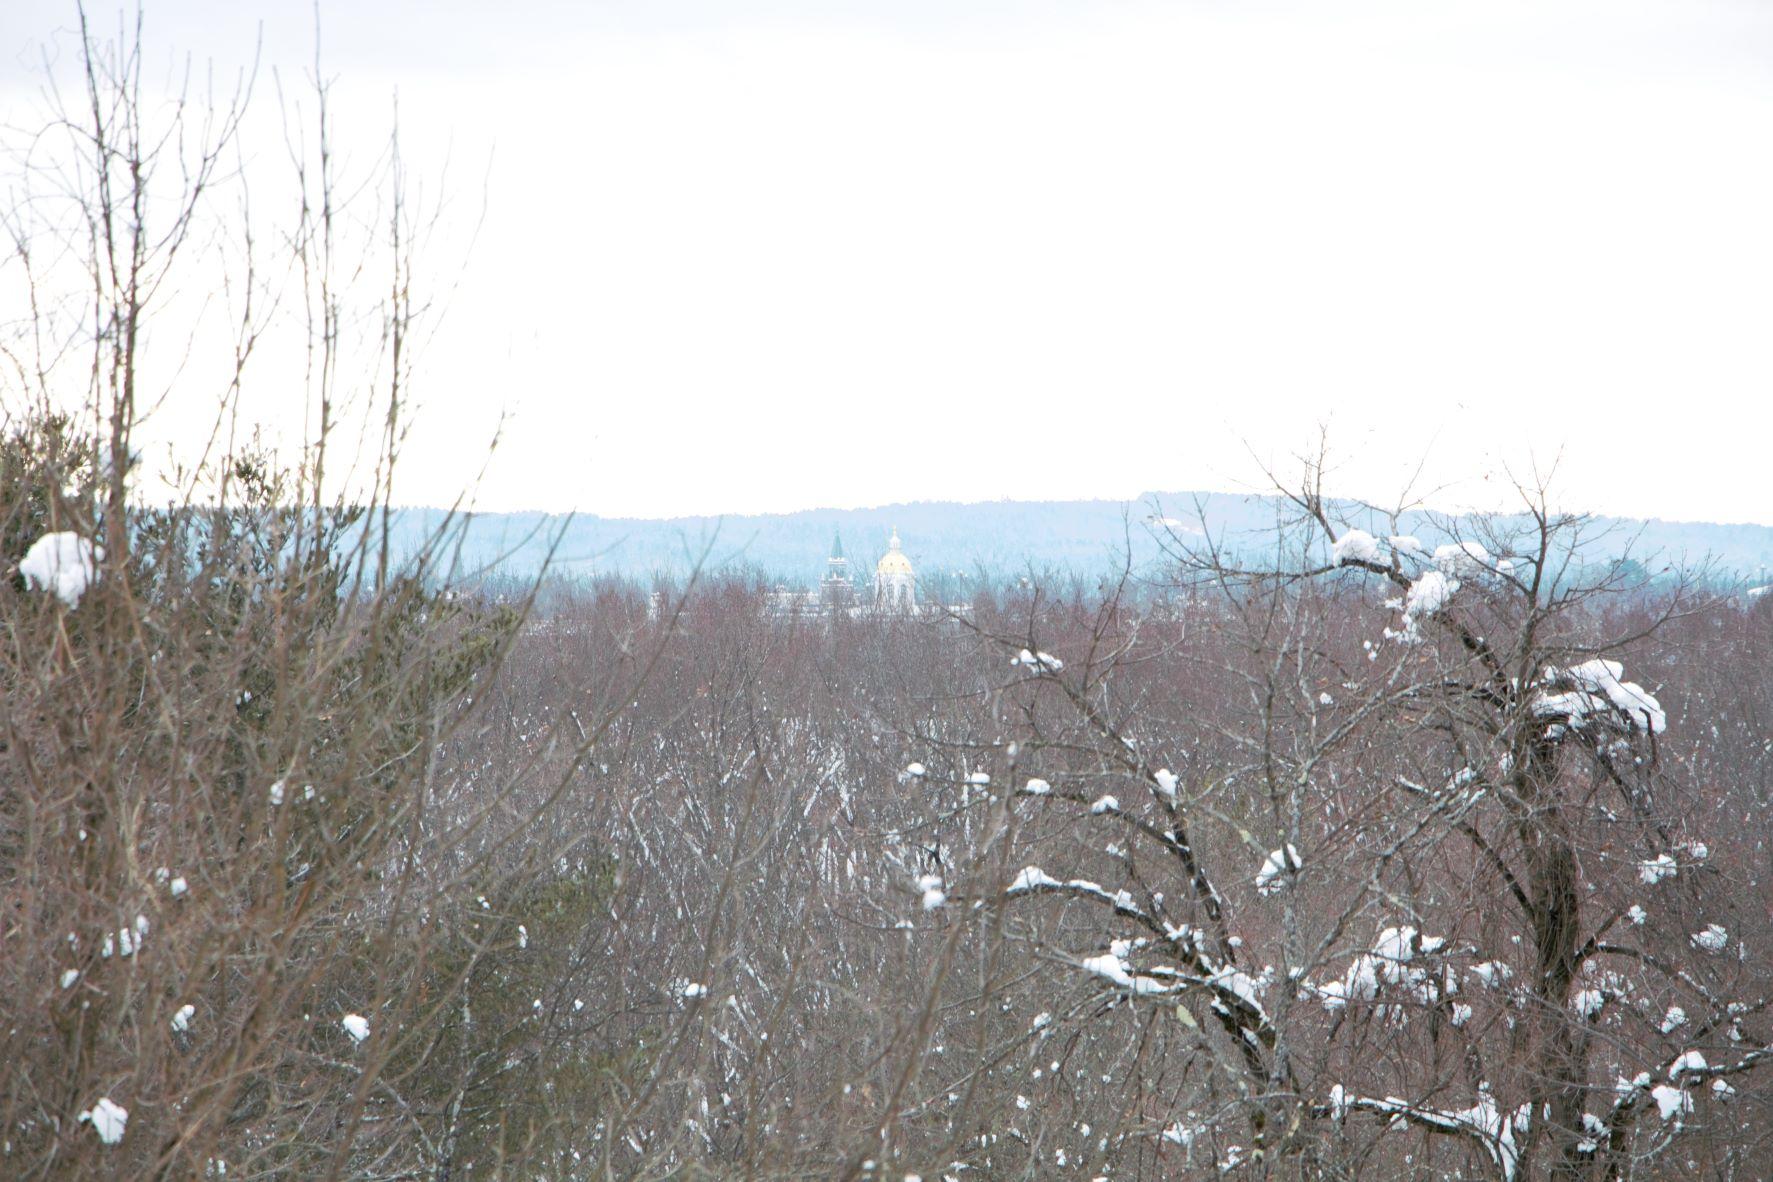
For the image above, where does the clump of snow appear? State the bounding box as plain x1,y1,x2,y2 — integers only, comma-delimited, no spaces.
1022,777,1051,795
1009,866,1061,893
1469,960,1514,987
1384,543,1518,641
1650,1084,1691,1122
1078,948,1174,997
1374,925,1444,964
965,771,991,786
269,780,287,806
1691,924,1728,954
915,874,947,911
1661,1006,1687,1033
1013,648,1064,674
1627,904,1647,925
1078,953,1134,989
1389,535,1426,558
1255,845,1301,896
1333,530,1382,566
1434,540,1511,578
679,982,709,999
78,1097,128,1145
172,1004,195,1033
1404,570,1457,624
1206,966,1266,1009
1669,1050,1708,1079
60,969,79,989
341,1014,370,1043
21,532,101,608
1089,794,1119,815
170,875,188,899
1712,1078,1736,1098
1533,660,1666,736
1638,855,1677,885
901,762,926,781
1314,926,1448,1014
1572,988,1606,1020
101,915,149,959
1153,768,1179,805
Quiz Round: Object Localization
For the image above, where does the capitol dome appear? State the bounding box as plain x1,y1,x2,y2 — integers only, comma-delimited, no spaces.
874,528,916,612
876,528,914,576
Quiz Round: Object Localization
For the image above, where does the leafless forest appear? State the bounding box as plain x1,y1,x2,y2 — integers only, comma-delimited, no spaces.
8,459,1773,1181
5,13,1773,1182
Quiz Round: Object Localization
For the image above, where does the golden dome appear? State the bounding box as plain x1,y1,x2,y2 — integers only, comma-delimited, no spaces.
876,528,914,576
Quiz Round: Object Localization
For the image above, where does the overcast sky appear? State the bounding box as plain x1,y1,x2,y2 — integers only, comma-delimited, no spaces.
7,1,1773,522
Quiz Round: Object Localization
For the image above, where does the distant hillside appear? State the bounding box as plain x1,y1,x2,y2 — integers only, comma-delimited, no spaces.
389,494,1773,589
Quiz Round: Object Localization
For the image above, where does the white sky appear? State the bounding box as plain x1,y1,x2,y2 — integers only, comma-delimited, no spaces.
6,1,1773,523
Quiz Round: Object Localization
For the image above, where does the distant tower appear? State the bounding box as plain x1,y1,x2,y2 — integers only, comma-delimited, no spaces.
821,529,853,609
874,527,916,612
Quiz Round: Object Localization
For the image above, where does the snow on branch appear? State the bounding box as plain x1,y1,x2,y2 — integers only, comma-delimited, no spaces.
1328,1085,1530,1182
1307,925,1452,1015
1254,844,1301,896
1380,541,1515,644
1011,648,1065,674
1531,658,1667,737
1005,865,1147,922
1332,529,1382,566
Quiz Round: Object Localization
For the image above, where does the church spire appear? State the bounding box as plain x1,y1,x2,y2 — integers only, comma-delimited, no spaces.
822,527,853,610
